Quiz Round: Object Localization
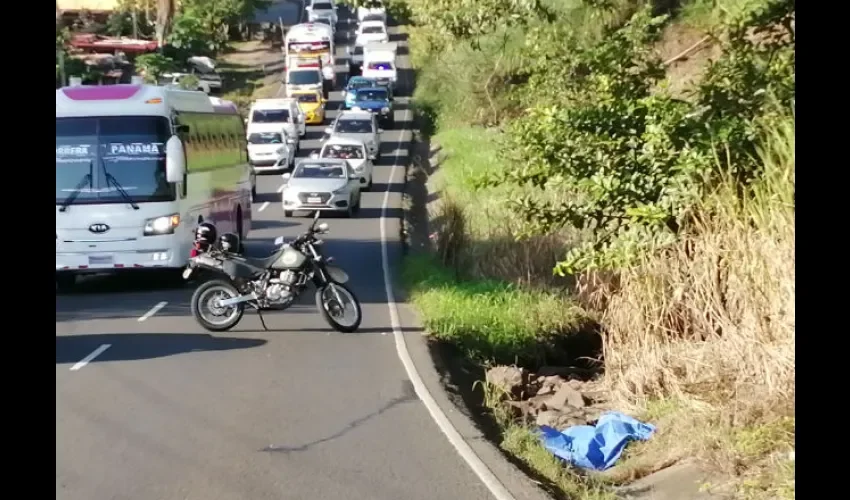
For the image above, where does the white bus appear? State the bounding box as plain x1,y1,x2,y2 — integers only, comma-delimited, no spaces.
56,81,254,290
284,23,336,86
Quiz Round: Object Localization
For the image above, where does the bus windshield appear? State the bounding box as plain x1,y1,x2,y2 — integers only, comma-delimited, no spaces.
56,116,175,205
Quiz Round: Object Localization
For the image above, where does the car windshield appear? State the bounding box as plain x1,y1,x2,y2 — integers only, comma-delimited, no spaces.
314,18,331,26
56,116,174,205
251,109,289,123
248,132,283,144
322,144,365,159
367,61,393,71
356,89,388,101
294,163,346,178
350,46,363,56
362,26,384,34
335,119,373,134
313,2,332,10
348,79,371,90
294,93,320,103
364,15,383,22
288,70,321,85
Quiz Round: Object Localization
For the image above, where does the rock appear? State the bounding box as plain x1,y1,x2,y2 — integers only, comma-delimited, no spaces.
485,366,527,398
536,410,564,428
527,394,550,412
505,400,532,418
546,384,588,411
583,407,604,423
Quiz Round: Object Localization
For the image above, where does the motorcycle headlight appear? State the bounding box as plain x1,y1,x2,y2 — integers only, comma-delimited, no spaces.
144,214,180,236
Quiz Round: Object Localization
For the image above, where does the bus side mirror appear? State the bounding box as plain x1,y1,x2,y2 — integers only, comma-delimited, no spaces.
165,135,186,183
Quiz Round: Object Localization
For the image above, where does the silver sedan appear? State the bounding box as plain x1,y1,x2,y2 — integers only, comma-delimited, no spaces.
281,158,362,218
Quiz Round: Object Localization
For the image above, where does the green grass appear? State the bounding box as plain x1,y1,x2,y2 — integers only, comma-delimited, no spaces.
501,425,618,500
403,253,585,364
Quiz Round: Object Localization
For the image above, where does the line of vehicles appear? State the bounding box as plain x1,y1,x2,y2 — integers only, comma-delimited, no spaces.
55,0,395,316
245,0,397,218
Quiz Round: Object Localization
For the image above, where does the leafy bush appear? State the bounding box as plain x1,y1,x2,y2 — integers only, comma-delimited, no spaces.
478,0,794,274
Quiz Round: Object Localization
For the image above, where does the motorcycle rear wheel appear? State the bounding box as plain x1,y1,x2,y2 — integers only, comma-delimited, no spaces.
191,279,245,332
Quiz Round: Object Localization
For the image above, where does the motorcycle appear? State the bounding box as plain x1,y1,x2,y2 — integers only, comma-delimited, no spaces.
183,212,362,333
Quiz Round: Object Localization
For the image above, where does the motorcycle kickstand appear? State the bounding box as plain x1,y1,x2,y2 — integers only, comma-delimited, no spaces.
256,308,269,331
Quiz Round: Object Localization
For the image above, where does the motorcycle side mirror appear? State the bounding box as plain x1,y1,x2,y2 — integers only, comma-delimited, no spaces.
324,127,333,135
317,222,329,233
274,236,285,246
282,173,291,182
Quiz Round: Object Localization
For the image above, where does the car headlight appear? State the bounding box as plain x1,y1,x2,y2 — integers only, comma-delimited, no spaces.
332,187,347,194
144,214,180,236
381,107,390,114
275,147,287,155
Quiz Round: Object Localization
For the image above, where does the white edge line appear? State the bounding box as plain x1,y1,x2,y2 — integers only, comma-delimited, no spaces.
259,201,270,212
138,301,168,322
70,344,111,371
379,56,518,500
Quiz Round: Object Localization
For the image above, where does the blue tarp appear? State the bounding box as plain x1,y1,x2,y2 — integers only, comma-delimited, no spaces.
538,411,656,471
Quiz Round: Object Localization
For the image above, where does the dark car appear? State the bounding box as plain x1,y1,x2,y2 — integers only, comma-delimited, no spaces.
349,86,394,128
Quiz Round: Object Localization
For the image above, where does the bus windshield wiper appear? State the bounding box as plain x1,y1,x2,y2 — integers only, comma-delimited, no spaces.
100,158,139,210
58,161,93,212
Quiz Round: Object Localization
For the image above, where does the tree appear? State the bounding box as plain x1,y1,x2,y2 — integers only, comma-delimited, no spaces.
155,0,175,46
135,52,177,83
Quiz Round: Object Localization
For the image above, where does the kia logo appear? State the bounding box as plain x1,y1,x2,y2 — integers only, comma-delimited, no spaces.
89,223,110,234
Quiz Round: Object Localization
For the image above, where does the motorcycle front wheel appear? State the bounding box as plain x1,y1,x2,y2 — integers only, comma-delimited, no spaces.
315,283,362,333
191,279,245,332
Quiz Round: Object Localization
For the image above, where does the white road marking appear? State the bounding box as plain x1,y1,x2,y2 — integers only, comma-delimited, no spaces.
70,344,111,371
379,57,517,500
259,201,270,212
138,301,168,322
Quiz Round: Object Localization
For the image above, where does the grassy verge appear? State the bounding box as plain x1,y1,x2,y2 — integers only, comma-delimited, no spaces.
402,0,793,498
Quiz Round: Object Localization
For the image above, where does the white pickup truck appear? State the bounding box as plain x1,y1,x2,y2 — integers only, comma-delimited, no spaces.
361,42,398,87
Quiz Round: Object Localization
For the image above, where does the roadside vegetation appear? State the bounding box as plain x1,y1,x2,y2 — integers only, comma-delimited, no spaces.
388,0,795,497
56,0,273,103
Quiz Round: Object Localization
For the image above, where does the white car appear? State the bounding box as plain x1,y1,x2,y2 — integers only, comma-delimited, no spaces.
307,1,338,25
247,129,297,173
357,2,386,23
355,20,388,47
311,136,374,190
312,14,336,35
247,98,307,139
281,158,362,218
324,110,382,160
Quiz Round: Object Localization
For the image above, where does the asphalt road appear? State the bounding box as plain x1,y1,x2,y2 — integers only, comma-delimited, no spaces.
57,3,495,500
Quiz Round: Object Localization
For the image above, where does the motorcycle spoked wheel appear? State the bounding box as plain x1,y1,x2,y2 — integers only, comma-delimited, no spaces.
190,279,245,332
315,283,362,333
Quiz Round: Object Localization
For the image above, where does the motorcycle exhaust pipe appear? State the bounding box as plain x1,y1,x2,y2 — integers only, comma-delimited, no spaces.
217,292,259,307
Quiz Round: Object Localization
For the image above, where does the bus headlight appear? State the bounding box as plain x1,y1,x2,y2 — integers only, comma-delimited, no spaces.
144,214,180,235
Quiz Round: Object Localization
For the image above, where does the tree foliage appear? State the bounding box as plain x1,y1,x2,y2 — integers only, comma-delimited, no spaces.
410,0,553,48
471,0,795,274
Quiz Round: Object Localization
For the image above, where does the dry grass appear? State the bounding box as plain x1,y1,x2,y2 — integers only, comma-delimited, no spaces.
588,116,795,498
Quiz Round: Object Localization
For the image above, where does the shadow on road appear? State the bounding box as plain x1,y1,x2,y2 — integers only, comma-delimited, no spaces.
56,333,267,365
262,379,417,453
